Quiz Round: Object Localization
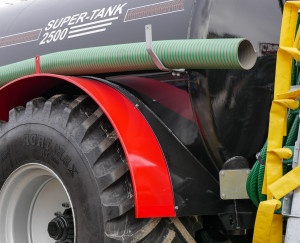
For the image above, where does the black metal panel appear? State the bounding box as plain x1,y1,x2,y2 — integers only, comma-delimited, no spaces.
189,0,282,164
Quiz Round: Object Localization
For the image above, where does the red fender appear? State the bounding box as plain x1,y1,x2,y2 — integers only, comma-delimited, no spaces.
0,74,175,218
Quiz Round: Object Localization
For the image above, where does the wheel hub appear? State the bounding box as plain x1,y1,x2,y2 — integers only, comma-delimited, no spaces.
0,163,76,243
48,209,74,242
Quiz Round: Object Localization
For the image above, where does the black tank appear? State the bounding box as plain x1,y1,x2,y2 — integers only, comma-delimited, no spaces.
0,0,283,174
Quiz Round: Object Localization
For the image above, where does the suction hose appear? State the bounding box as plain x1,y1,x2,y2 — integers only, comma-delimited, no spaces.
0,38,257,86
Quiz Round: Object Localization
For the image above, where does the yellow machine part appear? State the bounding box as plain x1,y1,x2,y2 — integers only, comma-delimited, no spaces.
253,2,300,242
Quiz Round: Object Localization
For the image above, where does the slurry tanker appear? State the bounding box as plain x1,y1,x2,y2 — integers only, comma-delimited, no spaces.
0,0,299,242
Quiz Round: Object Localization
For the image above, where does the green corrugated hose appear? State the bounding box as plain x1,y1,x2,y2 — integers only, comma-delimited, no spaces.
247,110,299,206
0,38,256,86
247,15,300,205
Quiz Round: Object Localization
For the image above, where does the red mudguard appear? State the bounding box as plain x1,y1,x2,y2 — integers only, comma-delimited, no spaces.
0,74,175,218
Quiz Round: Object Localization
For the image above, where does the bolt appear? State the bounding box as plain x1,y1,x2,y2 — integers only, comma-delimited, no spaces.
153,99,156,102
221,193,226,199
176,73,180,77
135,104,139,108
54,211,62,217
284,197,288,201
220,171,225,176
62,202,70,208
174,206,179,210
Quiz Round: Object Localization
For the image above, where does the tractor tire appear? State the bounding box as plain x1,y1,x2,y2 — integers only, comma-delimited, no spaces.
0,94,199,243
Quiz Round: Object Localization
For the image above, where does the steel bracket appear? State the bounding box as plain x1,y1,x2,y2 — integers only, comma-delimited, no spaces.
282,192,297,217
145,24,185,73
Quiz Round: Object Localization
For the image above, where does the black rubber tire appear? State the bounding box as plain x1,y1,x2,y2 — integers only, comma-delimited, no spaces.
0,94,199,243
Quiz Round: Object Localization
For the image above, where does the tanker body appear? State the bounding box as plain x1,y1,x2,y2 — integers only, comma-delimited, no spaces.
0,0,283,242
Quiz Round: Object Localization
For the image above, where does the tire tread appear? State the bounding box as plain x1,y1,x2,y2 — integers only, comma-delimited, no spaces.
4,94,198,243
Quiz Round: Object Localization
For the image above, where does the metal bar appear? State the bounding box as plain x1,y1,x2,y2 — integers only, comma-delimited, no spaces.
145,24,185,73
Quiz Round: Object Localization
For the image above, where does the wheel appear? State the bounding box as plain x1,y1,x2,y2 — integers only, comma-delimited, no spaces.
0,94,199,243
